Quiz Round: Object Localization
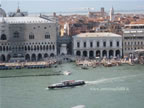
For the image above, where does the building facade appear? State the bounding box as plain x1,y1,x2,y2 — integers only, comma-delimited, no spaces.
123,24,144,56
0,8,58,62
73,32,122,58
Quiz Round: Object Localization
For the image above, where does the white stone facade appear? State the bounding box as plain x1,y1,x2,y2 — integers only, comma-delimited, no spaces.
73,32,122,58
0,16,58,62
123,24,144,56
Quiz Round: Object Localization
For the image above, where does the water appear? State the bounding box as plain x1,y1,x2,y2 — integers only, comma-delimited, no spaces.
0,63,144,108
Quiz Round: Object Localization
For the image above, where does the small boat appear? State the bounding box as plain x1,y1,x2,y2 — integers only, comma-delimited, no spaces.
63,71,72,75
48,80,85,89
72,105,86,108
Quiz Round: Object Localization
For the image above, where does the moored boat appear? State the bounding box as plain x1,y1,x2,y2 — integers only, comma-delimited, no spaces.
63,71,72,75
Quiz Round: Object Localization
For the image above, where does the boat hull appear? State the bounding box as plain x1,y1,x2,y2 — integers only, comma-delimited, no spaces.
48,81,85,89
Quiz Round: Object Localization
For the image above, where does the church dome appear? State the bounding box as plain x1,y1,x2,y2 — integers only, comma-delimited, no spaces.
11,8,25,17
14,12,25,17
0,7,6,17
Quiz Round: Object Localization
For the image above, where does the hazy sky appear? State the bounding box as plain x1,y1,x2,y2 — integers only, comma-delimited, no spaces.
1,0,144,13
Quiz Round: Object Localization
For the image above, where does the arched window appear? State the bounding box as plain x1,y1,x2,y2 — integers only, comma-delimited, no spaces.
52,45,55,50
34,46,36,51
45,32,50,39
40,45,42,50
43,45,45,50
37,46,39,50
1,34,7,40
49,45,51,50
29,33,35,39
0,46,2,51
13,31,19,38
25,46,27,51
28,46,30,51
46,45,49,50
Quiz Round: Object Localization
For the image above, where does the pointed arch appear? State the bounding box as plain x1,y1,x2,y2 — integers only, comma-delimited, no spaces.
44,53,48,58
76,51,81,56
31,54,36,61
38,53,42,61
25,54,30,61
37,45,39,51
1,34,7,40
46,45,49,50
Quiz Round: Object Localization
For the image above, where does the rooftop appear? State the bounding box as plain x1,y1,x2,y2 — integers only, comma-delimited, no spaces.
0,16,55,24
74,32,122,38
125,24,144,27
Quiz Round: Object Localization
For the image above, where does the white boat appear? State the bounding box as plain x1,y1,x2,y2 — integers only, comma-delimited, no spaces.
72,105,86,108
81,63,88,69
63,71,72,75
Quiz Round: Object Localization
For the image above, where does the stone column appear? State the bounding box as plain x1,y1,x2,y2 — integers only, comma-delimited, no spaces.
93,40,96,48
80,40,83,49
87,40,90,48
114,50,116,57
100,50,103,58
87,50,89,58
107,50,109,58
94,50,96,57
100,40,103,48
36,55,38,61
120,49,122,58
74,50,77,56
81,50,83,57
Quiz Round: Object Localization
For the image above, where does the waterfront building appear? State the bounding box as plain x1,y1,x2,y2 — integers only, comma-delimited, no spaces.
0,8,58,62
123,24,144,56
73,32,122,58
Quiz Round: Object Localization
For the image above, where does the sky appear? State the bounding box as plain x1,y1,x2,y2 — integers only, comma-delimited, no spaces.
1,0,144,14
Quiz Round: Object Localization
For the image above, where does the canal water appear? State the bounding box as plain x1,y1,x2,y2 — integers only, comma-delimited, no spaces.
0,63,144,108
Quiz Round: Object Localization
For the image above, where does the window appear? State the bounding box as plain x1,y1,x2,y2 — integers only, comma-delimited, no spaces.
97,41,99,47
77,42,80,48
29,33,35,39
45,32,50,39
117,41,119,47
84,42,86,48
110,41,113,47
13,31,19,38
103,41,106,47
1,34,7,40
138,42,139,45
90,42,93,48
128,42,130,45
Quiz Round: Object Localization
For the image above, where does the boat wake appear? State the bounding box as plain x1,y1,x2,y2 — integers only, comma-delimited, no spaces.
85,74,144,85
